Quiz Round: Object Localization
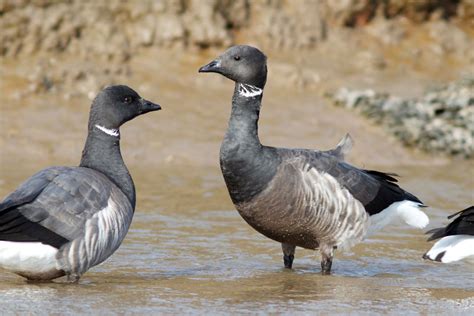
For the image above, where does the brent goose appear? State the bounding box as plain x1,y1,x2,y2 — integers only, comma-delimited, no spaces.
424,206,474,263
0,85,161,282
199,45,429,274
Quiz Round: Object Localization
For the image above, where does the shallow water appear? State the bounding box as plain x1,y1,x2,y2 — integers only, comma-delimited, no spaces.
0,56,473,314
0,162,473,314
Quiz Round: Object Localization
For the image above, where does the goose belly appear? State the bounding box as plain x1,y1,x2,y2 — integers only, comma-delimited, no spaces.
236,204,322,249
236,201,369,250
235,165,370,250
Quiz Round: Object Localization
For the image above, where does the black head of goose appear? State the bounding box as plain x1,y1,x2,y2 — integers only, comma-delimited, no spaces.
423,206,474,263
199,45,429,274
0,85,161,282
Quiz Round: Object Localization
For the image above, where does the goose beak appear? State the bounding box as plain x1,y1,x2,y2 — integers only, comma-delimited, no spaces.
198,59,221,73
139,98,161,114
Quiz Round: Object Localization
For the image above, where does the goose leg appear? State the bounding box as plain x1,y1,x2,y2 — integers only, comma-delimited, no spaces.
282,243,296,269
66,273,81,283
320,245,334,275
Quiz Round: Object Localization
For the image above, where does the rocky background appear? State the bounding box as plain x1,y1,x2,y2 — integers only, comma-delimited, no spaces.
1,0,473,157
2,0,473,56
330,77,474,158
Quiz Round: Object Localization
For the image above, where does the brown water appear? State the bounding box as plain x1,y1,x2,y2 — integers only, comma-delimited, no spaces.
0,53,473,314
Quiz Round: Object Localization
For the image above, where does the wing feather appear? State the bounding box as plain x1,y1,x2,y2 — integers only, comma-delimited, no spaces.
0,167,120,248
427,206,474,241
278,149,424,216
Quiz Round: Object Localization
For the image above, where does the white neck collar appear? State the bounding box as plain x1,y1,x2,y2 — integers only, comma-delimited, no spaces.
95,124,120,137
238,83,263,98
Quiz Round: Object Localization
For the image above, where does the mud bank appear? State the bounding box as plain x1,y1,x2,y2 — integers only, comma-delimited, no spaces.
2,0,473,57
1,1,473,159
1,0,473,96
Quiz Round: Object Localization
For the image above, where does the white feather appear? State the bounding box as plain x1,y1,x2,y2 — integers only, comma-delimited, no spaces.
425,235,474,263
239,83,262,98
55,194,132,277
95,124,120,137
0,241,58,273
368,200,429,234
68,196,129,271
94,197,126,254
303,166,369,250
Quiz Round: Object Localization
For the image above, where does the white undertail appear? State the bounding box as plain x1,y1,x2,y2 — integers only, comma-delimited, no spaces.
368,200,429,234
0,241,58,273
424,235,474,263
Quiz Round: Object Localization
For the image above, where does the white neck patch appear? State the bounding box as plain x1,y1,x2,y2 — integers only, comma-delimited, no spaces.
238,83,263,98
95,124,120,137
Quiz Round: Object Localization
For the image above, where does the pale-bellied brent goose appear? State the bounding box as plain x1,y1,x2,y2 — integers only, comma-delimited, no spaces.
199,45,429,274
424,206,474,263
0,85,161,282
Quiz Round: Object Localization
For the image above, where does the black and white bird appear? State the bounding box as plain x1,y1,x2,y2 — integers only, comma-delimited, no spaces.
0,85,161,282
423,206,474,263
199,45,429,274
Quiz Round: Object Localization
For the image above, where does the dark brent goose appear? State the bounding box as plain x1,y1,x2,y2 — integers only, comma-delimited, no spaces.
0,85,161,282
423,206,474,263
199,45,429,274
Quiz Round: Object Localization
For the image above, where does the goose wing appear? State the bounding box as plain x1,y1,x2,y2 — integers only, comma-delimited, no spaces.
280,149,423,216
0,167,126,248
274,156,370,248
427,206,474,241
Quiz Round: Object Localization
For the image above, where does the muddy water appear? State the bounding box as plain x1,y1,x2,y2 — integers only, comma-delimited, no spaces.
1,54,473,314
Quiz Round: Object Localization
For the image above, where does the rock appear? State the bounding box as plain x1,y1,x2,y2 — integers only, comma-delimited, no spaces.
426,20,470,54
457,0,474,21
330,77,474,158
247,1,326,49
182,0,231,48
355,50,387,71
364,16,408,44
382,0,459,22
324,0,376,27
154,16,186,47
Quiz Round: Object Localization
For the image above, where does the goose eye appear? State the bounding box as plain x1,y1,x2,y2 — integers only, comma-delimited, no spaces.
234,55,241,61
124,96,133,103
